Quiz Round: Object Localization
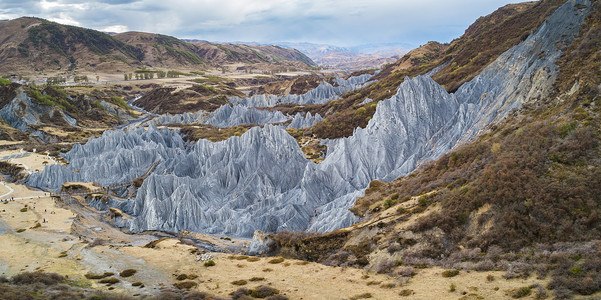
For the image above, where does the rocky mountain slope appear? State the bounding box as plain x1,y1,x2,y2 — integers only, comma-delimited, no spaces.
273,0,567,140
266,1,601,298
0,17,315,74
0,82,135,143
27,0,591,246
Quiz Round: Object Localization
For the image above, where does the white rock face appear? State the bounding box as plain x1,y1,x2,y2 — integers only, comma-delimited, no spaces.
148,111,212,126
207,105,288,127
28,0,590,237
147,104,324,129
287,112,324,129
228,73,374,107
144,73,371,129
28,126,188,189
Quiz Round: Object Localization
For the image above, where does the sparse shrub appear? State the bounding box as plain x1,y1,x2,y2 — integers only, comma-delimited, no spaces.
262,268,273,272
231,280,247,286
510,286,531,298
374,259,395,274
532,283,547,299
251,285,280,298
204,260,216,267
568,265,582,276
232,287,252,299
399,289,414,296
31,223,41,229
387,243,402,254
449,283,456,292
249,277,265,282
503,262,532,279
11,271,64,285
20,207,27,212
552,288,573,299
268,257,284,264
383,197,397,209
84,272,114,279
58,251,67,257
247,257,260,262
176,274,188,281
173,281,197,290
486,274,495,282
442,269,460,277
119,269,137,277
16,228,26,233
349,293,373,300
380,283,395,289
132,281,143,287
396,266,416,277
98,277,119,285
294,261,309,265
474,259,494,271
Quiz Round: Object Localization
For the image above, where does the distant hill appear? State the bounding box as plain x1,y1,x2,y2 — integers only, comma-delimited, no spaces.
0,17,315,75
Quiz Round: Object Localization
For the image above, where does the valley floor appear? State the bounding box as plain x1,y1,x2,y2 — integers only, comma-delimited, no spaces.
0,149,588,299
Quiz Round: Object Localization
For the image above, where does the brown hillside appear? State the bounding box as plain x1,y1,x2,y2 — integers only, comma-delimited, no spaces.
0,17,143,74
0,18,315,75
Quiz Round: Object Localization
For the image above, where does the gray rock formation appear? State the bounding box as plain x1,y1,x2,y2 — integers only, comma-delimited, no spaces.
147,104,323,129
287,112,324,129
207,105,288,127
28,125,187,189
0,87,75,140
28,0,590,237
147,111,211,126
228,73,374,107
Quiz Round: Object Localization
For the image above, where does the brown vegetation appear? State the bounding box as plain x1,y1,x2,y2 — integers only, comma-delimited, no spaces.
134,84,239,114
119,269,137,278
178,123,255,142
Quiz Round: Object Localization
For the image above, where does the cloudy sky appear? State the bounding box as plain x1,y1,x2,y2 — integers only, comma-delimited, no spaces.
0,0,522,49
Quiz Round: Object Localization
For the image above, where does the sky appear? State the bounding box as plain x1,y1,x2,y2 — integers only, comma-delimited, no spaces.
0,0,524,50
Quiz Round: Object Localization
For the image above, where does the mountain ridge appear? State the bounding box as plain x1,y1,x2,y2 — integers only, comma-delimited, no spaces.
0,17,315,74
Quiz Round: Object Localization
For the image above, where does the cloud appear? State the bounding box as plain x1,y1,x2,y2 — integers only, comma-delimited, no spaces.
101,24,128,32
0,0,524,49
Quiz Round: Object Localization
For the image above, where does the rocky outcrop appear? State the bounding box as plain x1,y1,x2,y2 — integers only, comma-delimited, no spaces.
147,104,324,129
287,112,323,129
28,0,591,237
0,87,73,140
207,105,288,127
228,73,374,107
28,126,187,189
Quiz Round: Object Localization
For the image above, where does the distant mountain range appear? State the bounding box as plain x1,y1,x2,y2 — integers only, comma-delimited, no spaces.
0,17,315,75
275,42,411,69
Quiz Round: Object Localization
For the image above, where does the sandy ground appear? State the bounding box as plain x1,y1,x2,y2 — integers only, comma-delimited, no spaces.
1,148,58,175
0,140,23,146
0,149,585,299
